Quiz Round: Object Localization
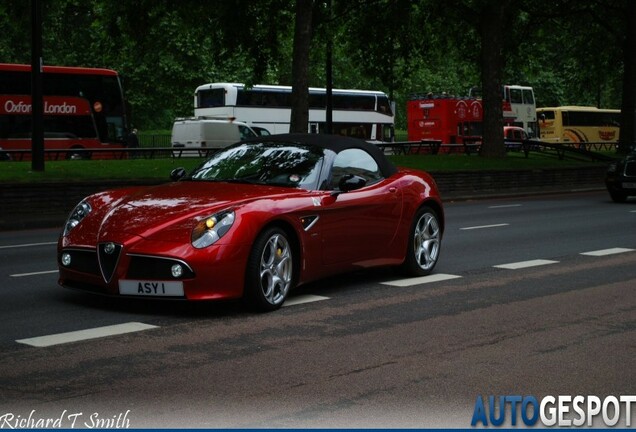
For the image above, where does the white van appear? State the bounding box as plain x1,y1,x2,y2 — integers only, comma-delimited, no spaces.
171,118,257,150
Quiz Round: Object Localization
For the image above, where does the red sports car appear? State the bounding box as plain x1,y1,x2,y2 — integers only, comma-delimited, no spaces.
58,134,444,311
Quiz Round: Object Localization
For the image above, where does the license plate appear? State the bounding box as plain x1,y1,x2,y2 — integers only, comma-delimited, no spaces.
623,182,636,189
119,280,184,297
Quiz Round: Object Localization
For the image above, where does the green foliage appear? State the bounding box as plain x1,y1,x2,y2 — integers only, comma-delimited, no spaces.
0,0,628,133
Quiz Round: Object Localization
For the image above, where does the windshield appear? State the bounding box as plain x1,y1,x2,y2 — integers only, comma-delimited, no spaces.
190,142,325,190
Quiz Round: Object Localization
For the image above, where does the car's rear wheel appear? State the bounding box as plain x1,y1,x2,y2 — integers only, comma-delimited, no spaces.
244,227,294,311
402,206,441,276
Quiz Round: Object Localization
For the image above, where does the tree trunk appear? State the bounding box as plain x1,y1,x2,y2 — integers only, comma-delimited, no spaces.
289,0,313,134
618,0,636,154
479,0,509,158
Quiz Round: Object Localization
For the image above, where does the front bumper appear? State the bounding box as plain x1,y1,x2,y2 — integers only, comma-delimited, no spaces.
58,237,250,301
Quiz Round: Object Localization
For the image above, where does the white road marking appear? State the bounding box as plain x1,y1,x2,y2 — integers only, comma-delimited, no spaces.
460,223,509,231
580,248,635,257
284,294,330,307
494,259,559,270
10,270,58,278
16,322,158,348
0,241,57,250
488,204,522,209
382,273,462,287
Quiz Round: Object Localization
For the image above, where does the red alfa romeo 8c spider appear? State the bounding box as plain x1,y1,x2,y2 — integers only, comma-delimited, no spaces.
58,134,444,311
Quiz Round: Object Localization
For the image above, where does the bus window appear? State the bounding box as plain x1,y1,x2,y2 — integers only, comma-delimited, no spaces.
377,96,393,115
332,94,376,111
522,89,535,105
540,110,555,121
380,124,394,142
309,92,325,108
198,88,225,108
509,88,523,104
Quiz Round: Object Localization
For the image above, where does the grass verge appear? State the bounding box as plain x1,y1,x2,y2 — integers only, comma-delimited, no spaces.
0,151,608,184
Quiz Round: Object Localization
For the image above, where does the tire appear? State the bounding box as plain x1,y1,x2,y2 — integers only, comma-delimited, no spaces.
244,227,294,312
609,190,627,203
402,206,442,276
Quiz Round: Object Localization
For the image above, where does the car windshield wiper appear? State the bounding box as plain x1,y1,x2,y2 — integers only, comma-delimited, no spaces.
189,172,270,184
223,178,262,184
223,171,271,184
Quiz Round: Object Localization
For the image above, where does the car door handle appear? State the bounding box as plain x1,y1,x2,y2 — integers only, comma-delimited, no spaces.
389,187,397,193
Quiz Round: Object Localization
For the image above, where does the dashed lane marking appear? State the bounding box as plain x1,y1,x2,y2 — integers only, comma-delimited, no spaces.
0,241,57,250
460,223,510,231
494,259,559,270
488,204,522,209
10,270,58,278
16,322,158,348
382,273,462,287
580,248,635,257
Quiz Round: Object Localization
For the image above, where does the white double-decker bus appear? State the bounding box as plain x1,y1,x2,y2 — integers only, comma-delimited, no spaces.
503,85,537,138
193,83,394,141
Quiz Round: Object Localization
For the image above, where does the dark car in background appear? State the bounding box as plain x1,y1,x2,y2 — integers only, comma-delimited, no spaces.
605,151,636,202
503,126,528,151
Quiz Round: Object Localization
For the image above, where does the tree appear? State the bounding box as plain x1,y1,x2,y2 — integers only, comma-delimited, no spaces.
618,0,636,153
289,0,314,133
0,0,33,62
2,0,629,137
449,0,516,158
477,0,511,157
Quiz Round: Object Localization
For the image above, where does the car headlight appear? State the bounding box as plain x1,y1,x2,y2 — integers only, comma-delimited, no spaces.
191,210,235,249
607,162,618,173
63,199,92,236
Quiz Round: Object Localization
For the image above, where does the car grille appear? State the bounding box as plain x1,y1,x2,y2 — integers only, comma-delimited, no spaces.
98,242,122,283
625,160,636,177
59,249,100,276
61,247,194,283
127,255,195,279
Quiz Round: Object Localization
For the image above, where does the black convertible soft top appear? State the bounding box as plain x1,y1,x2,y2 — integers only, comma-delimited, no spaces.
242,133,397,177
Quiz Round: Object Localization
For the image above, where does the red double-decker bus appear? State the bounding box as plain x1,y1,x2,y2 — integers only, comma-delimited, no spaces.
407,93,517,146
407,95,484,144
0,63,128,159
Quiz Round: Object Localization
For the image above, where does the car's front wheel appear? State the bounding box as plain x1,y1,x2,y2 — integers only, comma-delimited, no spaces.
244,227,294,311
402,206,441,276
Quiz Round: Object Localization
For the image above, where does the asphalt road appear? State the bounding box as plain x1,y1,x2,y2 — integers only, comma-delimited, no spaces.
0,191,634,428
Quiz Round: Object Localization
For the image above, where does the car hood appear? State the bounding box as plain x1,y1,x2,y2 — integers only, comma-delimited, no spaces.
94,181,303,241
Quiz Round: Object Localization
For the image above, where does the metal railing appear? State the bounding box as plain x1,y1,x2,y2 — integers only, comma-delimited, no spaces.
376,140,480,155
1,146,217,161
139,134,171,148
0,138,619,163
520,140,618,162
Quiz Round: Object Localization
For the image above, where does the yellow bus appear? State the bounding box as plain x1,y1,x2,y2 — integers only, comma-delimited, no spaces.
537,106,620,144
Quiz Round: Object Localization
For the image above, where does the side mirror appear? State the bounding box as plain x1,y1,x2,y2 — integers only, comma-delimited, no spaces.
170,167,187,181
338,174,367,192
